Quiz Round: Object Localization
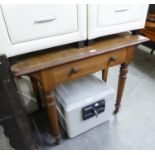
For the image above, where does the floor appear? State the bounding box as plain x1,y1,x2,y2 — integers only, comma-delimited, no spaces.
0,126,14,150
1,45,155,150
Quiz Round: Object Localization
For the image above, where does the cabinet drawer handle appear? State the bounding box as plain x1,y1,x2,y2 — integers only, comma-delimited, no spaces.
109,56,117,62
69,67,79,76
115,9,128,13
34,17,56,24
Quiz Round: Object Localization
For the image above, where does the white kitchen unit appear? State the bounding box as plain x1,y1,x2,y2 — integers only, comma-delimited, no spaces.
55,75,115,138
0,4,149,57
88,4,149,40
0,5,87,57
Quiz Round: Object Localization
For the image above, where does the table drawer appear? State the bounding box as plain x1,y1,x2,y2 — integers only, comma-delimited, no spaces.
52,48,127,84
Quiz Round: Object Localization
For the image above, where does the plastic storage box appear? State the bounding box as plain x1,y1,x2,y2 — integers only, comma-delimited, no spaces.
55,75,115,138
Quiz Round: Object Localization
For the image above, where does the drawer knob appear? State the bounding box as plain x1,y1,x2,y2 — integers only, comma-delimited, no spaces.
109,56,117,62
69,67,79,75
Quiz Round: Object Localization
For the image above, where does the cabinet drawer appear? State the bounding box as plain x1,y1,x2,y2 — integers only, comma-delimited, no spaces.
97,5,144,27
52,49,127,84
88,4,148,39
1,5,78,44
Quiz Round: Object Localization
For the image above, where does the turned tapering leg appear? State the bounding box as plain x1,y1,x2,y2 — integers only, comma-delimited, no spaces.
114,63,128,114
102,69,108,82
45,91,60,145
40,70,61,145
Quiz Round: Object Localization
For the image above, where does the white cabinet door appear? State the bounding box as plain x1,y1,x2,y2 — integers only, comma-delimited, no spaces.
88,4,149,40
2,5,78,44
0,5,87,57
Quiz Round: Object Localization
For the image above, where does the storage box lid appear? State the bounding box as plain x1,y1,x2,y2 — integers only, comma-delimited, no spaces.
55,74,114,110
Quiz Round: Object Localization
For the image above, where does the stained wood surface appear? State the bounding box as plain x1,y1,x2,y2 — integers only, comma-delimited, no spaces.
11,33,148,77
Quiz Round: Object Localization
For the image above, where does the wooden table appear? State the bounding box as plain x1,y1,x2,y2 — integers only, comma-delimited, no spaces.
11,32,148,145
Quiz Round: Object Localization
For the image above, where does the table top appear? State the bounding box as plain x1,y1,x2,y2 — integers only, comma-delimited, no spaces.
11,32,148,77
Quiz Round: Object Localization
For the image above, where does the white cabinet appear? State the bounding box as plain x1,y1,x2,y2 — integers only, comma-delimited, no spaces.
0,5,87,57
0,4,148,57
88,4,149,40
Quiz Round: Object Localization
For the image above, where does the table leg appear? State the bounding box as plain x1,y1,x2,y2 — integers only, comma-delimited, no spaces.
40,70,61,144
45,91,60,145
102,69,108,82
114,63,128,114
